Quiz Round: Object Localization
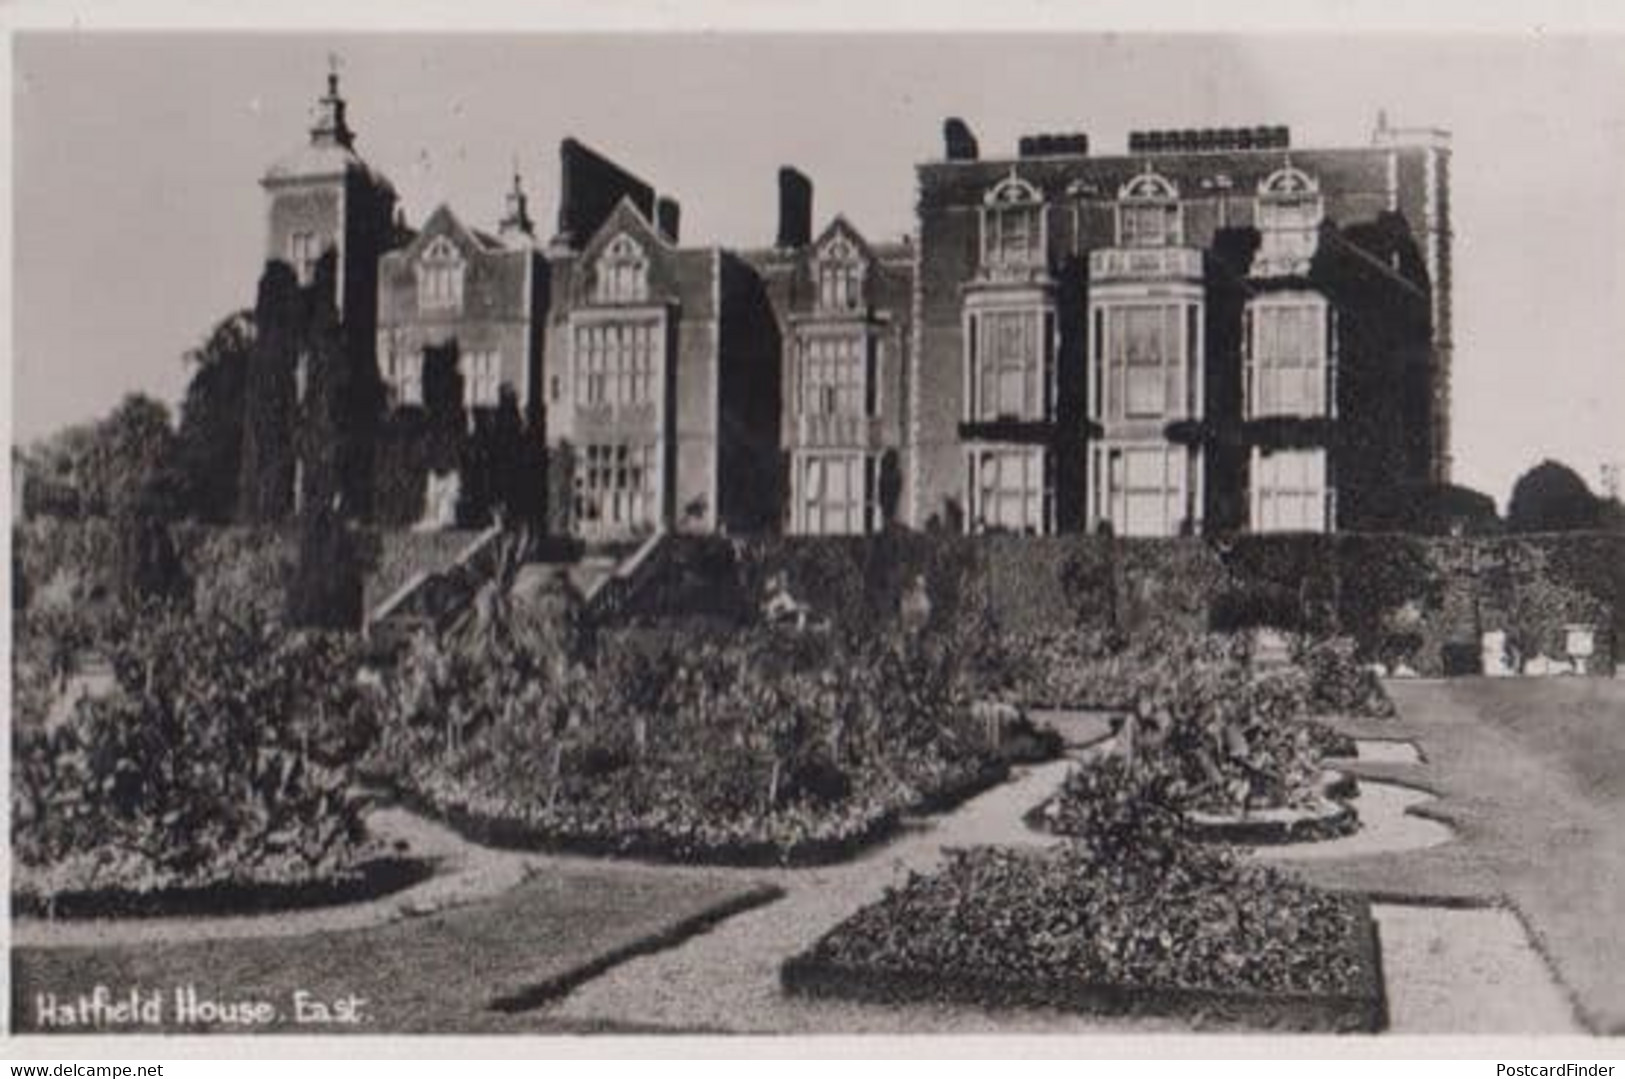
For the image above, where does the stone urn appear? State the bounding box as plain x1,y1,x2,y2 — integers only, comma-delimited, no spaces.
416,469,461,531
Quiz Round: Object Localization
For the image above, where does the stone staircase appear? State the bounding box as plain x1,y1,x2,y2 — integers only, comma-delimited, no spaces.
367,528,668,654
364,525,504,654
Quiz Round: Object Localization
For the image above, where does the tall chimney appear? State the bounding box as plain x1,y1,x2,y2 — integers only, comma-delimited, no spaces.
777,167,813,249
944,117,979,161
553,137,655,250
656,197,681,244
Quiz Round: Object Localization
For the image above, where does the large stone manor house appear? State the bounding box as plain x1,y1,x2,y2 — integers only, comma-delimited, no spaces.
260,72,1453,540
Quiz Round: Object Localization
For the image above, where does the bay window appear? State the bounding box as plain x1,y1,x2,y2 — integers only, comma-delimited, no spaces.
1244,297,1333,417
1251,448,1330,533
574,442,659,535
1091,442,1200,538
1092,301,1201,423
574,320,660,408
797,452,878,535
966,446,1052,534
798,334,875,418
965,306,1056,422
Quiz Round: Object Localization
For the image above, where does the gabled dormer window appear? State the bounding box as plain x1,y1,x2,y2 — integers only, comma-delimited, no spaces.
1117,170,1182,248
981,173,1045,271
1254,165,1324,277
594,233,650,305
815,232,866,312
417,236,465,314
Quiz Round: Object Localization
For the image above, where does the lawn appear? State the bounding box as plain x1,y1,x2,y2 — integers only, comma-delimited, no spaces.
12,863,780,1034
1305,678,1625,1034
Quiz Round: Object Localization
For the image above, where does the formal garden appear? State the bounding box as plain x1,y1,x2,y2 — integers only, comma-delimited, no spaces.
13,508,1625,1032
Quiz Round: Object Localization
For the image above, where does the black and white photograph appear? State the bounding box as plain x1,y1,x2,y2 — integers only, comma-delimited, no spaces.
6,5,1625,1054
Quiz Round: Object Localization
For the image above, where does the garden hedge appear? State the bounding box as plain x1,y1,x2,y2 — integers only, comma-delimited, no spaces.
12,519,491,626
623,531,1624,677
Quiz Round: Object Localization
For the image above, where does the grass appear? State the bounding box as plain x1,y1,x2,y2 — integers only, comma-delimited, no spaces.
1288,678,1625,1033
13,863,780,1034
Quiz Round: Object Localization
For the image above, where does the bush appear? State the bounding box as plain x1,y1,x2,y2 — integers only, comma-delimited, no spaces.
367,615,1014,864
1032,644,1334,819
285,506,365,630
1291,636,1395,718
12,609,378,907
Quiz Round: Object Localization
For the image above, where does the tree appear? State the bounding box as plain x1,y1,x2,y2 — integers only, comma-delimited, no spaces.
1507,459,1604,533
175,309,254,523
296,258,350,517
32,394,182,518
112,510,189,605
285,498,365,631
238,261,301,523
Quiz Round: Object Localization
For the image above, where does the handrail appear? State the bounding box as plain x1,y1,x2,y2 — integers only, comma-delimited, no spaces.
584,529,667,619
366,524,503,631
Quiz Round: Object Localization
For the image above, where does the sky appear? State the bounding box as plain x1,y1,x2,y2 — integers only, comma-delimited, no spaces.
12,29,1625,507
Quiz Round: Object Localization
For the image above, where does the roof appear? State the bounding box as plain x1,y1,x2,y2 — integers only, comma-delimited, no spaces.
261,140,397,194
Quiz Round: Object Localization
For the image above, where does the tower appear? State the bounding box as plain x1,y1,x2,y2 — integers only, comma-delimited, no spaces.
259,62,398,317
245,63,401,522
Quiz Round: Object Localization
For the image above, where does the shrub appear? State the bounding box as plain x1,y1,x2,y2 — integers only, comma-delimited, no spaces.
112,512,190,605
1033,643,1333,820
12,609,377,906
368,616,1014,863
285,506,365,631
1291,636,1396,718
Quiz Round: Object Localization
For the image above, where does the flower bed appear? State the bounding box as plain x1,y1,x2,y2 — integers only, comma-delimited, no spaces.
781,845,1384,1032
384,761,1011,868
1026,647,1363,846
13,856,432,921
12,608,385,917
368,621,1044,866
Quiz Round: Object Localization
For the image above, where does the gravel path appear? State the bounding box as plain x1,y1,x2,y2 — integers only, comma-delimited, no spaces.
13,806,535,949
550,735,1566,1036
548,758,1186,1034
1352,740,1425,765
1373,904,1580,1033
1249,783,1453,863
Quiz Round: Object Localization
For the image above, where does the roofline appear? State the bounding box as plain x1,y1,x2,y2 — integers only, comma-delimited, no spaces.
917,140,1448,170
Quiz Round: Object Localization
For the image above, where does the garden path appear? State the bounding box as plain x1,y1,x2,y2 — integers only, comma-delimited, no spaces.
545,758,1190,1034
12,806,536,948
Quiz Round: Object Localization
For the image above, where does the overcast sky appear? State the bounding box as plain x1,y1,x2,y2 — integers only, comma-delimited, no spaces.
12,30,1625,505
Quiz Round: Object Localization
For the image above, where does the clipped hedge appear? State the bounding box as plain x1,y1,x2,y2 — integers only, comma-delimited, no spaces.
621,531,1624,678
13,519,493,629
